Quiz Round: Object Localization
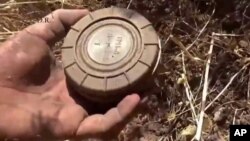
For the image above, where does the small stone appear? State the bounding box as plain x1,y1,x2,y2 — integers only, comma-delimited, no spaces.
205,133,225,141
164,8,170,13
239,40,249,48
147,122,162,132
213,107,227,124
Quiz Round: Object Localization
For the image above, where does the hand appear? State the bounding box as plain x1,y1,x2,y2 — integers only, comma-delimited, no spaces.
0,9,140,140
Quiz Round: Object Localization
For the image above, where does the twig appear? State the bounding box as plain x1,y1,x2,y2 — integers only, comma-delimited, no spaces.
176,7,215,58
127,0,133,9
176,104,200,117
213,33,244,37
195,74,204,98
0,1,42,7
61,0,65,8
164,21,176,45
193,32,215,141
248,70,250,101
182,20,198,32
187,8,215,50
181,52,199,124
243,3,250,20
205,65,247,111
233,109,239,125
170,35,203,63
0,0,59,7
0,32,18,35
2,27,11,33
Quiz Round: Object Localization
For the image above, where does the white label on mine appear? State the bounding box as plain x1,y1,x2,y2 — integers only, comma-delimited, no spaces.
87,25,133,65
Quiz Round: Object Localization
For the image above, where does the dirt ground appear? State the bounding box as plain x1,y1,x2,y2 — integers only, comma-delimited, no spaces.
1,0,250,141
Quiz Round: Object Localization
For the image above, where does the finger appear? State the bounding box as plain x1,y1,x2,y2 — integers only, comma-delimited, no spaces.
24,9,89,45
75,94,140,139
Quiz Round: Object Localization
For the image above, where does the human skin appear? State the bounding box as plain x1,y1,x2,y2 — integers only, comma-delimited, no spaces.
0,9,140,140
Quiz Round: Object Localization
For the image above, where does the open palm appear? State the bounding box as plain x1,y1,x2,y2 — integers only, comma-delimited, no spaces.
0,9,140,140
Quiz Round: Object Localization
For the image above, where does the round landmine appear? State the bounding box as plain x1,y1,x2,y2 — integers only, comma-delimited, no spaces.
62,7,161,103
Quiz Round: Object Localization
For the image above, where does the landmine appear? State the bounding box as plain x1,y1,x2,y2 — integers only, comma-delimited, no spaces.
62,7,161,103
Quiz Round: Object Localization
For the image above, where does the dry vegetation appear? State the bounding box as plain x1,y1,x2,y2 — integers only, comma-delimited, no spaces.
1,0,250,141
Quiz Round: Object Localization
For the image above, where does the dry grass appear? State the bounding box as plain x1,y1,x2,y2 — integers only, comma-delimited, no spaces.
1,0,250,141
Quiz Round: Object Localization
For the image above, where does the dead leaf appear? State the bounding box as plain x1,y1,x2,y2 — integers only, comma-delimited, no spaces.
202,114,213,133
181,124,197,136
166,112,177,122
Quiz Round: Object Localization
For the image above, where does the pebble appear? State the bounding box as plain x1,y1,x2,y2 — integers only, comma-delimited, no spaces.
239,40,249,48
213,107,227,123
